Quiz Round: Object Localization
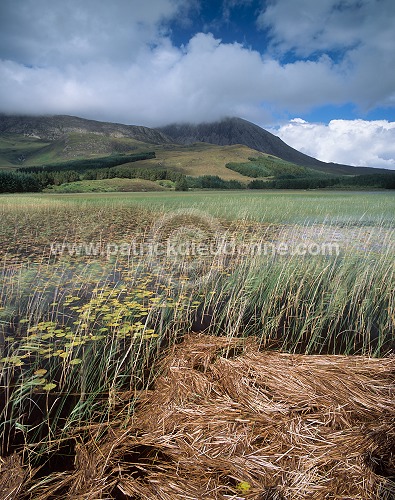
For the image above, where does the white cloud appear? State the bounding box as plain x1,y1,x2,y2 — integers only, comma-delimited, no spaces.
257,0,395,110
273,119,395,169
0,32,355,125
0,0,393,124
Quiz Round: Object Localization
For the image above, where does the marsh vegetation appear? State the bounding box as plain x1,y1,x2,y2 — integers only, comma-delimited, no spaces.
0,190,394,497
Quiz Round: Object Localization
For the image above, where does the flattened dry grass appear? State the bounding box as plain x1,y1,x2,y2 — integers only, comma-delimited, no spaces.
0,454,29,499
7,335,394,500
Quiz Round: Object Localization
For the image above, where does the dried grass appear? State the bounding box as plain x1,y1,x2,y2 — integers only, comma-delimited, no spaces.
0,454,29,500
3,335,395,499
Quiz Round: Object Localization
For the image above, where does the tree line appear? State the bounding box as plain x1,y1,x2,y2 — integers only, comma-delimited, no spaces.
248,174,395,190
17,152,156,174
1,157,395,193
0,171,41,193
0,162,189,192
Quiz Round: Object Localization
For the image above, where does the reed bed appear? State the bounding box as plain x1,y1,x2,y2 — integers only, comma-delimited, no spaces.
0,191,394,498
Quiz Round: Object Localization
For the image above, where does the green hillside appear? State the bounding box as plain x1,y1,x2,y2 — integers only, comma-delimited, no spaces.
226,155,330,180
0,134,52,168
119,143,265,181
1,114,394,193
0,133,158,168
0,129,271,182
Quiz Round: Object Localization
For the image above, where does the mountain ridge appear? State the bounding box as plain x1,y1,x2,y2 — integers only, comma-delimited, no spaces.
157,117,391,176
0,113,172,145
0,113,391,175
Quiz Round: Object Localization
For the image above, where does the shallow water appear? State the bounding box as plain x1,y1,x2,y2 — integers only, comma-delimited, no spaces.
278,224,395,255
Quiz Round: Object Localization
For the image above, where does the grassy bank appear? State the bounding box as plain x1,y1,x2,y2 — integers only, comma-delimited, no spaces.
44,177,168,193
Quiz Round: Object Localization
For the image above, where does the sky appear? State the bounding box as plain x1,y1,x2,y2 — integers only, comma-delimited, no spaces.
0,0,395,169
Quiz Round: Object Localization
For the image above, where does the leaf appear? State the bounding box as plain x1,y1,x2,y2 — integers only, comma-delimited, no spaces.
34,368,48,376
119,325,133,334
89,335,105,341
143,333,159,339
43,383,57,391
236,481,251,493
31,378,47,386
65,340,84,348
69,358,82,365
1,356,24,366
39,347,53,354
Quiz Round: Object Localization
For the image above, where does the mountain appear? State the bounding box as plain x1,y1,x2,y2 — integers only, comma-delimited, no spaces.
158,117,391,176
0,114,171,145
0,114,391,175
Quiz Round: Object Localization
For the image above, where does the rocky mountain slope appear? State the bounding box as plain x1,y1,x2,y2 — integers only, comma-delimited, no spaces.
0,114,171,145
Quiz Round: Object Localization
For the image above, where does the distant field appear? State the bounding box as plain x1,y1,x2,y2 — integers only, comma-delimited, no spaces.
5,189,393,224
